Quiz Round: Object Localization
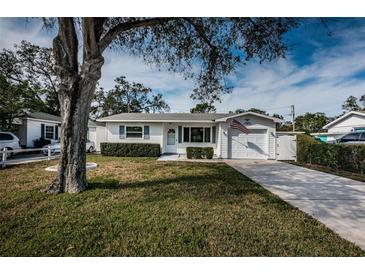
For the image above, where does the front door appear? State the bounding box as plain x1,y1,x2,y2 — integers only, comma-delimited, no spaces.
165,128,177,153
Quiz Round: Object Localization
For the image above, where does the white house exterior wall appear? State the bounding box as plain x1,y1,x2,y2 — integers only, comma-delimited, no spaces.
105,122,164,149
327,113,365,133
26,119,59,147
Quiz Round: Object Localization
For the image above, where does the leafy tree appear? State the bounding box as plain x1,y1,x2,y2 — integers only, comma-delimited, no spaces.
0,41,60,115
360,94,365,109
234,107,268,115
342,95,361,112
272,113,284,120
190,102,216,113
295,112,328,133
41,17,298,193
0,75,46,131
91,76,170,118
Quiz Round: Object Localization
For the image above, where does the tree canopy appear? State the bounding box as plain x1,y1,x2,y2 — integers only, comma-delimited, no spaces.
0,75,45,131
190,102,216,113
342,95,365,112
91,76,170,118
294,112,329,133
0,41,60,115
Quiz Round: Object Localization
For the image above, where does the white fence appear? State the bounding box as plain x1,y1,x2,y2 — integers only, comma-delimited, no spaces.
1,146,59,168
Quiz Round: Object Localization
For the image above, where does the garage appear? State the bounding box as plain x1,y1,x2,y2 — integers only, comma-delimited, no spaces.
228,129,268,159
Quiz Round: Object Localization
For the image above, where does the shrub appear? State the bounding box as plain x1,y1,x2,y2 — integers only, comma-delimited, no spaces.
33,137,51,148
100,143,161,157
186,147,214,159
297,134,365,174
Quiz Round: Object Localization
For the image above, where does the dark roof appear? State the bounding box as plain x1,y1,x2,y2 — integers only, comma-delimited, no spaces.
26,112,60,122
25,112,104,127
97,113,231,122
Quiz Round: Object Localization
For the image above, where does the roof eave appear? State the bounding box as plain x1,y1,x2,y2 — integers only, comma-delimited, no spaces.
215,111,282,123
96,119,217,123
322,111,365,129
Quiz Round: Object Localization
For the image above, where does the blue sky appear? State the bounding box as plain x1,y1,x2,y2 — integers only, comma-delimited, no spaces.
1,18,365,119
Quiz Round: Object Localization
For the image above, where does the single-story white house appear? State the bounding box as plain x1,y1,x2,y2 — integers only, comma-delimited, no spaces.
14,112,105,150
311,111,365,142
97,112,296,160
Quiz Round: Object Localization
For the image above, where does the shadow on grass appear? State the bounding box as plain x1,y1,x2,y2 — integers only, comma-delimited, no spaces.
87,172,290,210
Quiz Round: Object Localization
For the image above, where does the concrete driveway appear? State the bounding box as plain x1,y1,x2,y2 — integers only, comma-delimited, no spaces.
225,160,365,250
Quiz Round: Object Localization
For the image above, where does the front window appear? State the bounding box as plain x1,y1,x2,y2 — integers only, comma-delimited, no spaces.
126,126,143,138
183,127,212,143
45,126,54,139
190,127,204,143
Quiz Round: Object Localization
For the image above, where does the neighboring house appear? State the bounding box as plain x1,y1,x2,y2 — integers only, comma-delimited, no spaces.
14,112,105,151
311,111,365,142
97,112,289,160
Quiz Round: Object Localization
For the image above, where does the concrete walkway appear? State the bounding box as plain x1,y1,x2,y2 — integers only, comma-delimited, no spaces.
225,159,365,250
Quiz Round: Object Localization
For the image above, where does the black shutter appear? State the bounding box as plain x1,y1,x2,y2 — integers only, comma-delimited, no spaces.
119,125,125,139
144,126,150,139
55,125,59,140
41,124,45,139
178,126,182,143
212,126,216,144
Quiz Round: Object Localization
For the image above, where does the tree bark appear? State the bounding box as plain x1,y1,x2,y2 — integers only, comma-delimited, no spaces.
44,18,104,194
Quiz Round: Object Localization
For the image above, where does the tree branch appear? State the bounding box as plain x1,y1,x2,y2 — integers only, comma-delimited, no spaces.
99,18,174,52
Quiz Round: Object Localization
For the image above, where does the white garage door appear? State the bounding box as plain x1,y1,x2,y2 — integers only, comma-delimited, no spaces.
229,129,268,159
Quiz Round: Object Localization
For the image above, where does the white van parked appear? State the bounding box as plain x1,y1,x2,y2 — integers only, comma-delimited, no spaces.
0,132,21,157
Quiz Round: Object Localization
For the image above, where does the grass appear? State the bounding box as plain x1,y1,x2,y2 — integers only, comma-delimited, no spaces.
0,155,364,256
286,161,365,182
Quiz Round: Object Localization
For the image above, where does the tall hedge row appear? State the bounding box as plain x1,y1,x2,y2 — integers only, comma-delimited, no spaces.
297,134,365,174
100,143,161,157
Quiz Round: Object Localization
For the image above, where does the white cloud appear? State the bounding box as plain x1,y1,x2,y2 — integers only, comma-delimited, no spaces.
218,28,365,118
0,18,53,49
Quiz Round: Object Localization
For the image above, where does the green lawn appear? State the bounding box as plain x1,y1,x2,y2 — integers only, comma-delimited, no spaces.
0,155,364,256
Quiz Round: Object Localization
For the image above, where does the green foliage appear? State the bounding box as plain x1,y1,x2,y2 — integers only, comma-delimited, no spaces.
190,102,216,113
0,75,46,131
33,137,51,148
186,147,214,159
342,95,362,112
234,107,268,115
0,41,59,115
91,76,170,119
295,112,329,133
297,134,365,174
100,143,161,157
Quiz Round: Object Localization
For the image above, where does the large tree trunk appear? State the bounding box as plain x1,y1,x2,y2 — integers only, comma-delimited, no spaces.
44,18,104,194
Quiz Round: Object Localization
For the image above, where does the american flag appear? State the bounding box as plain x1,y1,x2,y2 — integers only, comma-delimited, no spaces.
230,119,250,134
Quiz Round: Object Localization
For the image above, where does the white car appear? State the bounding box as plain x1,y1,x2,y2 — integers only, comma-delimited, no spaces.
0,132,21,157
42,139,96,155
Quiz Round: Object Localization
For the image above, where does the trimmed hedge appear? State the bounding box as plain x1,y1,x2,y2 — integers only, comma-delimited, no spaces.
297,134,365,174
186,147,214,159
100,143,161,157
